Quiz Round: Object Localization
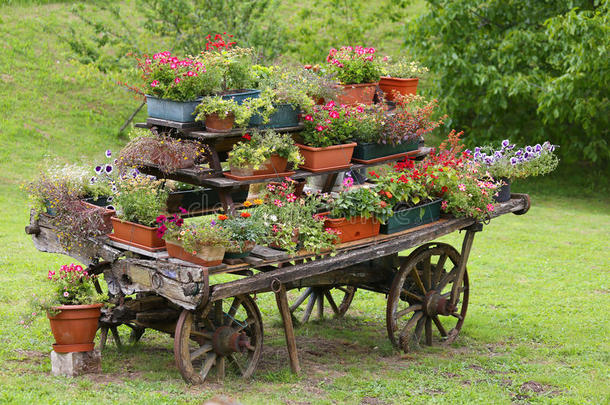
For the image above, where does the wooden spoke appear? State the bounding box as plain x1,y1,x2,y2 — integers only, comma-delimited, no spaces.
174,294,263,384
387,243,469,352
289,288,313,312
301,292,316,323
289,286,356,324
324,291,340,315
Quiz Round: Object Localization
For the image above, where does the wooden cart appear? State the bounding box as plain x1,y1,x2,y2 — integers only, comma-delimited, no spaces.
25,120,531,383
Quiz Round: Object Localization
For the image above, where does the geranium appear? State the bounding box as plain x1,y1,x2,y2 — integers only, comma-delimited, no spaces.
326,46,381,85
301,102,376,147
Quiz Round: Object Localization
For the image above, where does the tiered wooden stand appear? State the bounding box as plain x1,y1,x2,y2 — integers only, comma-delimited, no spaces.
26,117,531,383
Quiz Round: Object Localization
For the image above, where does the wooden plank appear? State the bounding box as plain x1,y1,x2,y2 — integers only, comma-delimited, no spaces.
105,238,169,259
251,245,289,260
145,118,203,130
274,284,301,374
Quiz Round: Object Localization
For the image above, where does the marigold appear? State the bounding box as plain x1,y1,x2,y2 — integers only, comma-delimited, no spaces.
218,214,228,220
243,201,253,207
240,212,252,218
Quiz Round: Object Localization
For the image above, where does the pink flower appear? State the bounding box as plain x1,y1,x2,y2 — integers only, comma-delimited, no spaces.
356,106,364,113
266,184,276,192
342,177,354,188
286,193,297,203
187,71,196,77
458,183,466,191
441,201,448,210
304,115,313,121
273,199,284,207
487,203,495,212
170,63,177,69
329,110,339,119
63,292,69,297
316,125,326,132
174,77,181,84
75,265,83,272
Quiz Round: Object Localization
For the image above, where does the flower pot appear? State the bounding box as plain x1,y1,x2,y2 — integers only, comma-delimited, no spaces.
110,217,165,249
166,241,225,266
494,178,511,203
146,95,202,123
166,187,249,213
352,140,419,161
297,143,356,172
47,303,103,353
204,112,235,132
43,199,57,216
323,215,380,243
224,240,256,259
268,228,300,250
249,104,300,128
380,199,442,234
221,89,261,105
378,77,419,101
335,82,378,105
82,199,116,232
230,155,289,177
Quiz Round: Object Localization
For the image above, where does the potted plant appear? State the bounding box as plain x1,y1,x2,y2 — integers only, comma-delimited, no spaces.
198,36,260,103
372,163,442,234
353,95,445,162
118,129,205,173
300,65,339,105
218,210,268,259
226,130,303,178
298,101,363,171
194,96,253,132
326,46,381,105
158,213,230,266
255,180,338,253
111,176,169,249
21,263,105,353
379,57,428,101
322,179,392,243
469,140,559,202
135,51,222,123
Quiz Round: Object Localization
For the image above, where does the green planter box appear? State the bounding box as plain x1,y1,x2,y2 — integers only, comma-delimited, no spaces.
166,187,248,213
352,140,419,160
380,199,442,234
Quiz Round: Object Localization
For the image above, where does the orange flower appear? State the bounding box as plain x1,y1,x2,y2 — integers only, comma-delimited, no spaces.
240,212,251,218
386,191,393,199
218,214,228,220
243,201,253,207
253,198,263,205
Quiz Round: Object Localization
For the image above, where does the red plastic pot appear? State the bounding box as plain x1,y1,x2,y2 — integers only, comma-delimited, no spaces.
378,77,419,101
230,155,288,177
47,304,103,353
297,143,357,172
335,82,378,105
323,215,380,243
204,112,235,132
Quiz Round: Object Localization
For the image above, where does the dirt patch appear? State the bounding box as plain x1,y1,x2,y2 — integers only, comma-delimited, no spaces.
360,397,387,405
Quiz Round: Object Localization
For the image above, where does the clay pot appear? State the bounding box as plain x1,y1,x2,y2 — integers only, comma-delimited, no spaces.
48,304,103,353
323,215,380,243
378,77,419,101
166,241,225,266
335,82,378,105
230,155,288,177
297,143,357,172
204,112,235,132
110,217,165,249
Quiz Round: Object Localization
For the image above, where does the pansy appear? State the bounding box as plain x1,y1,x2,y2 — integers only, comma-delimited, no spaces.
95,165,102,174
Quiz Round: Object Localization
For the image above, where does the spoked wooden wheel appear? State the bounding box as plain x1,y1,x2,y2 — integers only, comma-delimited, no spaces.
289,286,356,323
386,243,469,352
174,294,263,383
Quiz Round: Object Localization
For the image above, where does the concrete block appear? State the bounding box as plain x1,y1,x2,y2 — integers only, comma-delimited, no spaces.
50,350,101,377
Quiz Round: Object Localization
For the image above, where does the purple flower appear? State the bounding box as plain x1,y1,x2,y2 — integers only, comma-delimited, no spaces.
111,185,117,193
464,149,471,155
106,205,115,210
494,151,503,158
90,176,97,184
484,157,493,165
105,150,112,158
474,147,481,153
474,152,481,159
210,220,216,226
501,139,510,148
510,157,518,165
106,196,113,202
525,145,533,153
524,152,530,159
549,145,555,152
95,165,102,174
515,150,523,157
105,164,113,174
535,144,542,152
114,159,118,164
506,144,515,150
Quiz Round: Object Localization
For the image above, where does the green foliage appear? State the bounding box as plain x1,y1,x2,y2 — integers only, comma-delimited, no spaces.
382,94,445,145
113,176,168,226
220,212,268,248
194,96,253,127
178,220,231,252
381,56,428,78
301,102,371,147
227,130,303,169
198,46,256,91
329,185,392,222
408,0,609,163
327,46,382,85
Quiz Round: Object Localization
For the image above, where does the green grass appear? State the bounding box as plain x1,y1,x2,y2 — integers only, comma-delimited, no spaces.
0,1,609,404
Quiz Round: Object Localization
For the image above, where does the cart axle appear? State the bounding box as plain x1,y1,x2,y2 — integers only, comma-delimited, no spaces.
212,326,252,356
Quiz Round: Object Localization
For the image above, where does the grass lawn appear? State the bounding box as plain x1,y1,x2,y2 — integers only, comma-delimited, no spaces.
0,1,609,404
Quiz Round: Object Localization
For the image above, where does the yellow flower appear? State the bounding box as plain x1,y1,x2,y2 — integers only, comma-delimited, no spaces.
243,201,253,207
253,198,263,205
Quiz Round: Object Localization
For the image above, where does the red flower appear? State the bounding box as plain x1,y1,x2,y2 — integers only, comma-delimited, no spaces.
218,214,228,221
240,212,251,218
242,133,251,141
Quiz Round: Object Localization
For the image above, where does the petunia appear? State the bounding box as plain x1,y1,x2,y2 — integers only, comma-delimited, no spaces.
105,164,113,174
95,166,102,174
105,149,112,158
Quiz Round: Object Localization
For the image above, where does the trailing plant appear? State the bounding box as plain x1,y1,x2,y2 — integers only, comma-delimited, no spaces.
381,56,428,78
227,130,303,169
382,94,445,146
133,51,222,101
118,129,206,173
113,176,169,227
194,96,253,127
469,140,559,180
20,263,105,327
326,46,381,85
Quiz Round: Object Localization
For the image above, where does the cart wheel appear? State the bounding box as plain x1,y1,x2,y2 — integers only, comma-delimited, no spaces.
289,286,356,324
174,294,263,384
386,243,469,352
98,323,145,350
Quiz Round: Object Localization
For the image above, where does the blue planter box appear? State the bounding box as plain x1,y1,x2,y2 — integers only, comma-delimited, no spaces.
380,199,442,234
221,89,261,105
146,95,202,123
250,104,300,128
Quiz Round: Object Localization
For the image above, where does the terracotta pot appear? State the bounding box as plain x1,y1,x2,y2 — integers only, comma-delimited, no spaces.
82,201,115,232
323,215,380,243
110,217,165,248
297,143,357,171
47,304,103,353
166,241,225,266
378,77,419,101
230,155,288,177
204,112,235,132
335,82,378,105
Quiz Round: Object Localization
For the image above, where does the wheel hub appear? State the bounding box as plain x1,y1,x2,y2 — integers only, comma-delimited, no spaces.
212,326,252,356
423,290,454,316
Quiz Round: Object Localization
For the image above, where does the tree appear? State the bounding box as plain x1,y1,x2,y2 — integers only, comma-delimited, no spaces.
407,0,609,163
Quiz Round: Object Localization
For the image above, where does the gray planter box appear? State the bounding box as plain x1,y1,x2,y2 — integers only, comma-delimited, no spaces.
146,95,202,123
